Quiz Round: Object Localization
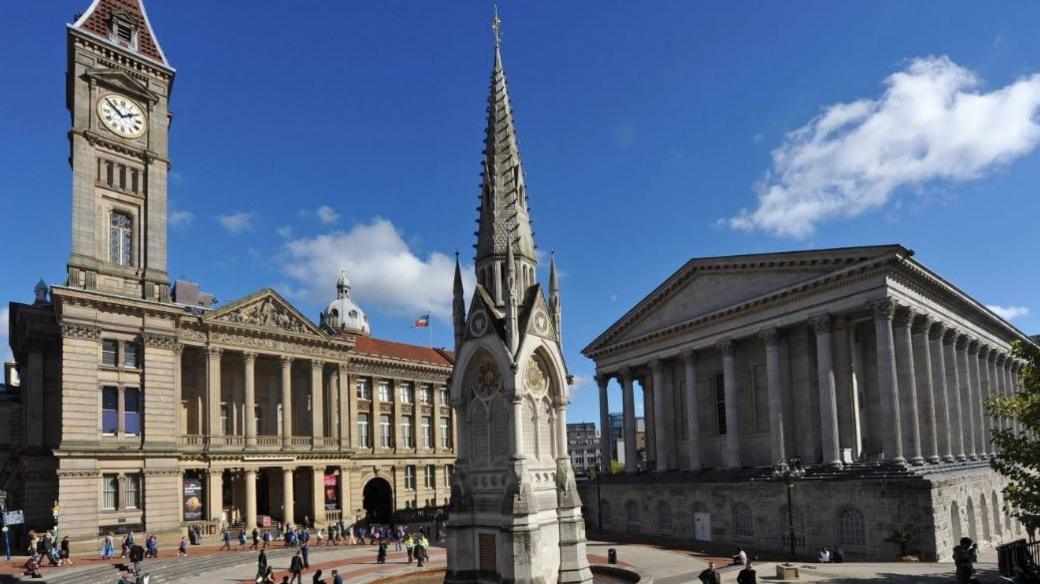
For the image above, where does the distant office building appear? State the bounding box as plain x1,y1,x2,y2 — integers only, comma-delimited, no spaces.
567,422,601,475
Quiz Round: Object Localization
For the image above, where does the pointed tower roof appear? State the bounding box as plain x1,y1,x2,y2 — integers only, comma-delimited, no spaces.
474,7,536,267
548,251,559,298
70,0,171,68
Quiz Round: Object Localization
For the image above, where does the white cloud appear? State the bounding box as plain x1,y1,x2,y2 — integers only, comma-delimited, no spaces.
986,304,1031,321
217,211,258,234
569,374,592,392
316,205,340,225
170,209,194,228
279,217,475,322
0,307,10,362
729,56,1040,238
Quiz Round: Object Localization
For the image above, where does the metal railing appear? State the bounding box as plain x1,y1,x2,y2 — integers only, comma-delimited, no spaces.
997,539,1040,582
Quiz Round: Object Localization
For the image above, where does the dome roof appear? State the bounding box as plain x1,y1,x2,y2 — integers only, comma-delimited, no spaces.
320,268,370,336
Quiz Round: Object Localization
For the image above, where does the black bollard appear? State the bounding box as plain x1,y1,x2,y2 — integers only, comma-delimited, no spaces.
608,548,618,564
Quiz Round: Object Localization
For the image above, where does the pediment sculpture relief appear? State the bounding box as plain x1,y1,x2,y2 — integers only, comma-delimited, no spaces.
216,297,310,334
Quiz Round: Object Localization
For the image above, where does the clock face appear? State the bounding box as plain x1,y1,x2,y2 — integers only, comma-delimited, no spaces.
98,95,146,138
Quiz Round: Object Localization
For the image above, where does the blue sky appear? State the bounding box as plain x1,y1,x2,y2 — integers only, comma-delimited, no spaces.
3,2,1040,428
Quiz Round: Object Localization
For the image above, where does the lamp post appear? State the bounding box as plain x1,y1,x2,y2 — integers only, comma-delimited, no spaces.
772,457,805,563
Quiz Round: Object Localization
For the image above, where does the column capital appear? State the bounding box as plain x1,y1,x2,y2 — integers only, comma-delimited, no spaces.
679,349,699,363
758,328,781,346
618,367,633,382
954,332,969,349
892,305,916,328
928,319,947,340
312,358,325,368
595,374,610,390
716,339,735,357
242,351,257,363
207,345,223,358
978,344,992,359
942,327,959,345
648,359,664,374
966,338,980,354
808,314,832,334
911,311,934,335
280,355,295,366
868,298,896,320
995,352,1007,366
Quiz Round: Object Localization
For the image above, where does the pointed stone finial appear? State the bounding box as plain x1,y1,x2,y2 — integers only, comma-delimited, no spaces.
336,267,352,299
492,5,502,49
34,278,49,304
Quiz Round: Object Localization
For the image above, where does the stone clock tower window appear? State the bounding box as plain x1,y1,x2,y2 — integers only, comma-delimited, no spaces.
109,211,134,266
110,13,138,50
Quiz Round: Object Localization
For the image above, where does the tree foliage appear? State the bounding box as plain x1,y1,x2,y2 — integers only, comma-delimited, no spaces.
988,340,1040,522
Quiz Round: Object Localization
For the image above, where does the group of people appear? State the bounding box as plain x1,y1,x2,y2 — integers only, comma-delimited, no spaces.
816,545,845,563
22,530,73,578
699,559,758,584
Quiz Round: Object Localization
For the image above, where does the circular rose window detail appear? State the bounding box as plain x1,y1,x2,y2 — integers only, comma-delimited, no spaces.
525,356,549,397
468,354,502,399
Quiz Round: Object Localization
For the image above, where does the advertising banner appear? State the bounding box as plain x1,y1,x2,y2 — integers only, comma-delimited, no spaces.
183,478,203,521
324,473,338,511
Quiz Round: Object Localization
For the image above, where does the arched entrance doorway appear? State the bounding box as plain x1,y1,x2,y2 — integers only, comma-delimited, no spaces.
363,477,394,524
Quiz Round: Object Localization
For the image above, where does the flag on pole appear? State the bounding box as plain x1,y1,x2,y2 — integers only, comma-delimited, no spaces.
412,313,430,328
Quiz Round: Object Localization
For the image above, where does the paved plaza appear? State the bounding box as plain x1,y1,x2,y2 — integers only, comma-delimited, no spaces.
0,538,1000,583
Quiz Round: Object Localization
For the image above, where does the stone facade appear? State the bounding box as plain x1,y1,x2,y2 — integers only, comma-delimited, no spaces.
0,0,455,546
582,245,1033,560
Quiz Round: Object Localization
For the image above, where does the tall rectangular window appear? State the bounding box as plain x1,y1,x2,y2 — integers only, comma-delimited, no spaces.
124,342,139,368
714,373,727,436
380,414,392,448
102,474,119,510
125,473,141,509
440,417,451,448
400,383,413,404
404,465,416,490
401,416,414,448
102,386,119,434
421,416,432,448
445,465,454,488
438,388,448,406
124,388,141,435
419,385,432,405
424,465,435,488
220,403,230,435
378,381,392,403
109,211,133,266
357,413,370,447
356,379,370,401
102,339,119,366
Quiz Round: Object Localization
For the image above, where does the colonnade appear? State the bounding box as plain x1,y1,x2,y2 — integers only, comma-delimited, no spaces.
596,298,1025,472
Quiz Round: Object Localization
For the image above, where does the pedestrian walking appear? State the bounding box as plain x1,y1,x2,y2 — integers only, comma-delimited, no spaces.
405,534,414,563
178,536,188,557
698,560,721,584
737,561,757,584
377,540,388,564
100,532,115,559
301,541,310,568
263,529,272,549
953,537,978,584
221,529,232,551
239,529,248,549
332,569,343,584
129,542,145,575
289,550,305,584
59,535,72,566
252,527,260,550
415,538,427,568
257,549,268,579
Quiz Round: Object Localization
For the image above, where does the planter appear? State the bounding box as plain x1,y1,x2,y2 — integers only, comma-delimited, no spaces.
775,564,800,580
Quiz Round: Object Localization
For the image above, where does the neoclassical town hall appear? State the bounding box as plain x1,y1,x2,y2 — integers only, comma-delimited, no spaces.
1,0,456,542
581,245,1033,561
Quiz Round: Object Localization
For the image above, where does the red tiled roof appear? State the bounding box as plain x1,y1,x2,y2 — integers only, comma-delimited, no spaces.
354,337,454,367
73,0,167,66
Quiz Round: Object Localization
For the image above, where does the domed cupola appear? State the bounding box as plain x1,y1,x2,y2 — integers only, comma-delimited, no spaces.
320,268,371,336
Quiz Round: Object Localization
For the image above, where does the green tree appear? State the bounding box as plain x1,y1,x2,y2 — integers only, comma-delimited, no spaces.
610,460,626,475
988,340,1040,522
885,528,916,557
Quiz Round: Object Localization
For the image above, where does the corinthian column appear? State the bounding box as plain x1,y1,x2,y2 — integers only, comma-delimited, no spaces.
760,329,785,464
810,316,841,468
596,374,612,472
718,340,741,468
207,347,223,439
281,356,294,448
311,360,324,441
244,352,257,447
893,307,923,465
943,330,966,460
930,322,954,462
620,368,638,473
958,337,978,459
869,299,905,466
680,351,702,470
978,346,994,457
649,359,669,472
911,314,940,463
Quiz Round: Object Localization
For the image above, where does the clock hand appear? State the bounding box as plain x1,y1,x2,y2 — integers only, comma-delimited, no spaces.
105,99,129,119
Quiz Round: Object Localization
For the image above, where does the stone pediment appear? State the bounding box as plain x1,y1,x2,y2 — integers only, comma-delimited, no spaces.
205,289,324,337
584,245,906,354
84,68,160,103
464,285,503,342
519,284,557,343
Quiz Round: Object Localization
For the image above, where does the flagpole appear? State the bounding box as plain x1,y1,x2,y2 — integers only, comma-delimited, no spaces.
429,307,434,348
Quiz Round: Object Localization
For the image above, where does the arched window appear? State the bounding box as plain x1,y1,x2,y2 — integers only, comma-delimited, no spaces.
951,501,962,542
657,501,672,533
733,503,754,538
109,210,134,266
980,495,992,541
967,498,978,541
626,500,640,534
838,508,865,548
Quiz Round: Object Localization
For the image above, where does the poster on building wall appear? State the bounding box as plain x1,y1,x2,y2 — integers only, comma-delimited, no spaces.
324,473,338,511
183,478,203,521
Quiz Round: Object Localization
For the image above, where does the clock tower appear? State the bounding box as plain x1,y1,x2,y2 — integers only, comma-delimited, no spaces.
66,0,174,302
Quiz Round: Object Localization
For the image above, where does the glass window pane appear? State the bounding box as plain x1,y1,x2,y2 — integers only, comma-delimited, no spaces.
124,343,139,368
124,388,141,435
102,387,119,434
102,340,118,366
